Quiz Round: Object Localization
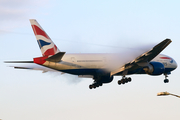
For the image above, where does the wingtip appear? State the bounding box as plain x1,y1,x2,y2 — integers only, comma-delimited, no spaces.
165,38,172,42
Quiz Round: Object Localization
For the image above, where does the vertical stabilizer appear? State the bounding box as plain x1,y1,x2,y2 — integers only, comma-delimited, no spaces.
30,19,60,57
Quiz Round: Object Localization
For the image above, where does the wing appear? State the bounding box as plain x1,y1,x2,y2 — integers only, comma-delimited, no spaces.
111,39,172,76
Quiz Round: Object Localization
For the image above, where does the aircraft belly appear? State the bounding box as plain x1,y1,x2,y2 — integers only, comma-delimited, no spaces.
60,69,98,75
42,61,98,75
43,61,81,70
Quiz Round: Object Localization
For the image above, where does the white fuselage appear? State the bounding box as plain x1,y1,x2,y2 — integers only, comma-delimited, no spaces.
40,53,177,76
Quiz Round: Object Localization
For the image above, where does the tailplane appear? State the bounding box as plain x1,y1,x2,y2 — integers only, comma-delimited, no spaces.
30,19,60,57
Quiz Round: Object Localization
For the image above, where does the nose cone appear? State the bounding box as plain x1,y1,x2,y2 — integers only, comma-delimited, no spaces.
171,58,178,70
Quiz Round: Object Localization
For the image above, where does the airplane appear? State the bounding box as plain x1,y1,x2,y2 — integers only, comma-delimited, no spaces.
5,19,178,89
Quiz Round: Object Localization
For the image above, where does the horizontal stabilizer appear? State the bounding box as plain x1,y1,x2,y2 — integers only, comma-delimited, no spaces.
7,63,58,72
13,66,48,73
14,67,33,69
45,52,66,62
4,61,34,63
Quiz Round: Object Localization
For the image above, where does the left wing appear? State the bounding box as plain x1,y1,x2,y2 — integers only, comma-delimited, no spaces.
111,39,172,76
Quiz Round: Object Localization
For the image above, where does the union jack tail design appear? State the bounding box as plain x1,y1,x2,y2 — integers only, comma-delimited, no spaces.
30,19,60,57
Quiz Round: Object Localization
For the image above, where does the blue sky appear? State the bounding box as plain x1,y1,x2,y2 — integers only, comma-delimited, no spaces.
1,0,180,120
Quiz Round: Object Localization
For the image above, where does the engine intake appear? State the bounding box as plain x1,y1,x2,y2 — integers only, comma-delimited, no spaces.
143,62,165,75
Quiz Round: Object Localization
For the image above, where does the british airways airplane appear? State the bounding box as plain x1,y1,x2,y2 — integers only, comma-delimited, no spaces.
5,19,177,89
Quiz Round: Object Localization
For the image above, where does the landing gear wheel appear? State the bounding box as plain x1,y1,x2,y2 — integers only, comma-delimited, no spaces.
89,82,103,89
122,79,125,84
163,73,169,83
125,78,128,83
118,77,132,85
89,84,96,89
164,79,169,83
89,85,93,89
128,77,131,82
118,80,121,85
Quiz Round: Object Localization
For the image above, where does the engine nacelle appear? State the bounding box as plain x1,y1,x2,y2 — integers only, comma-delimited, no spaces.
144,62,165,75
95,69,114,83
101,75,114,83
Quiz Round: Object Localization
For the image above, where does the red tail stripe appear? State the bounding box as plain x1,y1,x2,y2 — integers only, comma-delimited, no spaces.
31,25,50,39
33,56,48,65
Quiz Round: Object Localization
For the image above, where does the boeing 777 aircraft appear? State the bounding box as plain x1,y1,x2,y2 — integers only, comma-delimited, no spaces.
5,19,177,89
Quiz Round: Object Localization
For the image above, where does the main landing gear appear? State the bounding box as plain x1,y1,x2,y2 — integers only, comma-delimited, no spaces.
118,76,132,85
89,82,103,89
164,73,169,83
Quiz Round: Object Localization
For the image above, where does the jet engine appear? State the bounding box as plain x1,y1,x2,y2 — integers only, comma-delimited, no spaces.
89,72,114,89
101,75,114,83
143,62,165,75
95,69,114,83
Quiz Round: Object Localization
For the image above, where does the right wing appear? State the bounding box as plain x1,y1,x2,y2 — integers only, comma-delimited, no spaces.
111,39,172,76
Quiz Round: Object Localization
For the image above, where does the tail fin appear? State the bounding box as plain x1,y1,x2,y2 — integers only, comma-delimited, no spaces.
30,19,60,57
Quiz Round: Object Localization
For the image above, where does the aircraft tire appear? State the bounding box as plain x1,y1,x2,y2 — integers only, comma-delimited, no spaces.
128,77,132,82
118,80,121,85
89,85,93,89
164,79,169,83
125,78,128,83
122,79,125,84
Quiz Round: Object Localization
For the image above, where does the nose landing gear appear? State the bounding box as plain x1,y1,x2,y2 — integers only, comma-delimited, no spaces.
118,76,132,85
164,73,169,83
